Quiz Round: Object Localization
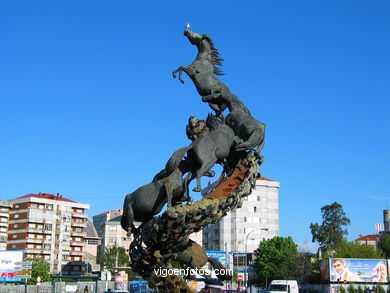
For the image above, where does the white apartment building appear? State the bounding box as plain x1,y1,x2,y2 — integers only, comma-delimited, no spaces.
7,193,89,273
203,177,280,253
0,200,12,250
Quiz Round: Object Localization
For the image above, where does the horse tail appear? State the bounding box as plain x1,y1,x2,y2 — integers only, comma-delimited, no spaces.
165,146,192,175
207,257,232,281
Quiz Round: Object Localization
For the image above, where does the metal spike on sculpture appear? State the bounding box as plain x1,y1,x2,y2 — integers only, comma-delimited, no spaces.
121,26,266,293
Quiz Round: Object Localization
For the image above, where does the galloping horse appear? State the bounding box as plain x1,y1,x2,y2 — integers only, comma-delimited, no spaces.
121,148,193,235
169,114,240,192
173,28,230,118
173,27,265,157
206,92,266,156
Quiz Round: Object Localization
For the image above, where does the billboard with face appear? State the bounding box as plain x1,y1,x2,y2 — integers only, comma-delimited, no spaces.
324,258,388,283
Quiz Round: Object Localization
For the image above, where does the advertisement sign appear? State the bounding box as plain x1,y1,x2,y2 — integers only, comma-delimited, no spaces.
327,258,388,283
0,250,24,282
196,250,227,280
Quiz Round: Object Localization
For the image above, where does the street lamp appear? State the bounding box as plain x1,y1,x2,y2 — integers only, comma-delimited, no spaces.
244,228,269,292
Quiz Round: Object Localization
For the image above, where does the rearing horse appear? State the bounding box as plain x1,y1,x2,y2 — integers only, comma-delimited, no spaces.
173,28,230,118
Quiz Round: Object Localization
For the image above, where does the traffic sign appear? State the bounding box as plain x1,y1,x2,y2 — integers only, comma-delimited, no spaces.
15,266,32,270
238,275,243,281
15,261,32,266
16,270,32,275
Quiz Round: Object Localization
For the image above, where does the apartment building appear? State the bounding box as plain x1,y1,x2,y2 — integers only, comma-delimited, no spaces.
7,193,89,273
99,215,132,264
203,177,280,253
93,209,123,237
84,217,101,272
0,200,12,250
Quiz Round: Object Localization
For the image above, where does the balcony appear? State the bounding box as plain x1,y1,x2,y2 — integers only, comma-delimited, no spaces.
70,251,84,256
70,240,85,247
71,231,85,237
72,212,86,218
71,221,86,228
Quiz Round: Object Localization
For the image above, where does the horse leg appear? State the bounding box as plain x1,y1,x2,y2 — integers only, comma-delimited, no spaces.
120,205,135,237
165,183,174,208
193,160,216,192
183,172,195,202
172,66,192,84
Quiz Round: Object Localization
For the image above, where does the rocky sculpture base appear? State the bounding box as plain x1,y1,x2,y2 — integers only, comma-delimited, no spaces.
129,151,260,292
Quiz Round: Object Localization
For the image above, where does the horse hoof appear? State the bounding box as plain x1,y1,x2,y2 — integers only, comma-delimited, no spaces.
192,187,201,192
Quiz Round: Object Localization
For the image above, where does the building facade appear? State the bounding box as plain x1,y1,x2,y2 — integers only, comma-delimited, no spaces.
99,215,132,267
84,217,101,272
93,209,123,237
0,200,12,250
7,193,89,273
202,177,280,253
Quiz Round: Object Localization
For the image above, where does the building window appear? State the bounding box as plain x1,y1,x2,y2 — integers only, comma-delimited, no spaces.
45,255,50,260
15,204,19,208
257,196,261,201
44,244,51,250
14,214,19,219
109,226,117,231
14,224,18,228
87,240,98,245
27,244,34,249
46,204,53,211
44,224,52,231
244,217,247,223
12,234,17,239
254,206,257,213
12,245,16,249
108,238,116,243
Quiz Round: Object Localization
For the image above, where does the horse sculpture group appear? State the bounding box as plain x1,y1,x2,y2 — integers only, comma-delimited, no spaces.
121,25,266,291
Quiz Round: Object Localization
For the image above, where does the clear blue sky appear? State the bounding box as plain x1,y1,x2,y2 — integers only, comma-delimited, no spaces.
1,0,389,246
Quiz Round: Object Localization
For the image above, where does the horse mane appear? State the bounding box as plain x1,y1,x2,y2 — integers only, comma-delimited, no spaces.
206,113,223,131
203,34,224,76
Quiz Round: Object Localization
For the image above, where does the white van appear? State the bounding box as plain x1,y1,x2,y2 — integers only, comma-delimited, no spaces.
268,280,299,293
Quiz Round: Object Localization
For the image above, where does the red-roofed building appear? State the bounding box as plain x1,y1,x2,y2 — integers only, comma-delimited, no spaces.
355,234,380,247
7,193,90,273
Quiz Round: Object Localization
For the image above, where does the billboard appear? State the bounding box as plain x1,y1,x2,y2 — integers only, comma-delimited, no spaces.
197,250,227,280
324,258,388,283
0,250,24,282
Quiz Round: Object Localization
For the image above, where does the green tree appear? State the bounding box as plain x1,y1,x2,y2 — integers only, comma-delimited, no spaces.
252,236,298,286
26,257,51,284
310,202,350,252
102,245,130,273
324,239,383,259
293,252,322,284
379,234,390,258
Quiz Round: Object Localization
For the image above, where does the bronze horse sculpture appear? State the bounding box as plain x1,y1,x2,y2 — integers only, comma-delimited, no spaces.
169,114,240,192
173,27,230,119
174,26,266,157
120,148,193,235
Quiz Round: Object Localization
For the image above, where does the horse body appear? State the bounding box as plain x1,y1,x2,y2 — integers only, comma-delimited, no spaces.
121,155,189,235
170,115,239,192
223,94,266,153
173,29,229,117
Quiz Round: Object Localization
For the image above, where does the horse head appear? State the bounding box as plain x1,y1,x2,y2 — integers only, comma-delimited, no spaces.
184,28,204,46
